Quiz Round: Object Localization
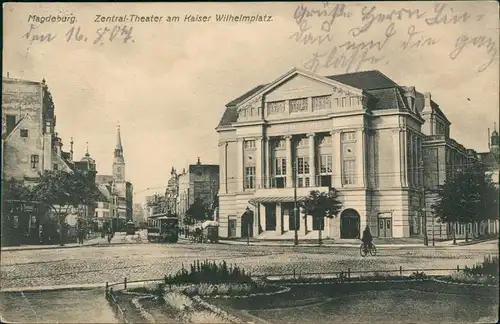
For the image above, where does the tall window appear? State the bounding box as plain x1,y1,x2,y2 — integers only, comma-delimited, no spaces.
318,155,332,187
296,157,310,188
244,140,255,149
341,131,356,185
342,160,356,185
274,139,285,150
296,138,307,148
53,164,58,171
289,98,308,113
245,167,256,189
272,158,287,188
312,95,331,111
30,155,39,169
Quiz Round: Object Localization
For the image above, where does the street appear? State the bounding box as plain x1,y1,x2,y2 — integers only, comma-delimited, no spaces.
0,236,498,323
1,233,497,290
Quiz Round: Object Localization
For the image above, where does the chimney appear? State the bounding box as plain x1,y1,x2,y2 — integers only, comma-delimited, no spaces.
404,86,416,112
197,157,201,165
6,72,9,78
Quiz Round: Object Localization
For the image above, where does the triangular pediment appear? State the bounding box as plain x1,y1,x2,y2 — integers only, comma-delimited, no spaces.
234,68,365,123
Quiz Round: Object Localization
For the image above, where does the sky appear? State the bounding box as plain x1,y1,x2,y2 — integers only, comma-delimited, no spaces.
3,2,499,203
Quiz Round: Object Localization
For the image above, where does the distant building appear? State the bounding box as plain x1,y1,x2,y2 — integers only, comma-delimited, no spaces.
176,158,219,226
478,124,499,186
94,125,134,231
165,167,179,215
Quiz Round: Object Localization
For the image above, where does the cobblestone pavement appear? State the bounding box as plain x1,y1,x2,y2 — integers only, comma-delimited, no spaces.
1,239,497,289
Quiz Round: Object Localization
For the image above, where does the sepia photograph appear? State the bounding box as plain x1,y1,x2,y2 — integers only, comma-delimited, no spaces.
1,1,499,323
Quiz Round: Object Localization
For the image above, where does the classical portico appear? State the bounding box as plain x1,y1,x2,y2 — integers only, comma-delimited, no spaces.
216,68,435,240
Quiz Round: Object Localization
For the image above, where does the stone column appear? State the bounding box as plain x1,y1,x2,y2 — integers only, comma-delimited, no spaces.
356,128,366,187
255,137,263,189
237,138,244,192
331,130,342,188
276,203,283,235
392,128,402,187
265,137,271,188
218,142,227,193
301,210,307,234
253,205,259,237
286,135,293,188
307,133,316,186
401,127,408,187
259,203,266,232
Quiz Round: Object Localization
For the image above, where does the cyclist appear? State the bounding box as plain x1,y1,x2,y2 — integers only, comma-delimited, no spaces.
361,225,373,251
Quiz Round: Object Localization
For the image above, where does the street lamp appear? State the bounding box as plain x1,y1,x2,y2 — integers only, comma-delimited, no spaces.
245,206,251,246
420,160,429,246
293,160,299,246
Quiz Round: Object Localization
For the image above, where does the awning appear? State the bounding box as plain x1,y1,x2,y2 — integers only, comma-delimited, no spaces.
248,196,308,205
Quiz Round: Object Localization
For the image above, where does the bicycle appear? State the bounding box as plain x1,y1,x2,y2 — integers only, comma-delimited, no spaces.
360,242,377,257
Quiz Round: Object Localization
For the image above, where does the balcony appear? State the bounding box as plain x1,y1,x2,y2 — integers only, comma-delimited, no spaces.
253,175,331,200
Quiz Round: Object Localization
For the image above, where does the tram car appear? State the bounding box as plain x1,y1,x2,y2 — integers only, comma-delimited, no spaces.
147,214,179,243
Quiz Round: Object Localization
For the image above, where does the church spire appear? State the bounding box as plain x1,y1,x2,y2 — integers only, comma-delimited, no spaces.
116,123,123,152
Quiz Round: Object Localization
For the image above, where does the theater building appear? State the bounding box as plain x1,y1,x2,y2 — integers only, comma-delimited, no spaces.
215,68,478,240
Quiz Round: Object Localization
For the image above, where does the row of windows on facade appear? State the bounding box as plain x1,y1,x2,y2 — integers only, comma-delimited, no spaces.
243,131,356,150
26,154,61,171
243,155,357,189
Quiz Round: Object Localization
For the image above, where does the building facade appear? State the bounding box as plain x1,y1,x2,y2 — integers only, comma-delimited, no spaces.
94,125,133,231
165,167,179,215
216,68,488,240
176,158,219,225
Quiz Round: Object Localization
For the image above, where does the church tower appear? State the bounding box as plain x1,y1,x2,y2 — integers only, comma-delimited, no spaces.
491,122,499,158
113,124,126,182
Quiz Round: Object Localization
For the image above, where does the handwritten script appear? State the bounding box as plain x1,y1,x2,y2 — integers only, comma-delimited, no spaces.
291,3,497,74
22,24,135,45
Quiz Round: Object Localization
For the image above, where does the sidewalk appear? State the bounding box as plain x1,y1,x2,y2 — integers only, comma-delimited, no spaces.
1,235,108,252
215,237,497,248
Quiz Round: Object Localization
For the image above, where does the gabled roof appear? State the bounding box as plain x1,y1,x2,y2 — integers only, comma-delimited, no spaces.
3,114,40,142
217,69,411,128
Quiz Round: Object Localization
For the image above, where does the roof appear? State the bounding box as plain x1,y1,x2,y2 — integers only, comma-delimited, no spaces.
249,196,308,205
478,151,499,169
217,70,415,128
325,70,398,90
97,184,111,200
414,92,449,124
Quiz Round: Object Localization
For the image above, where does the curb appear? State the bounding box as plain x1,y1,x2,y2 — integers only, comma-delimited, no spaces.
1,242,101,252
431,277,499,288
0,283,105,293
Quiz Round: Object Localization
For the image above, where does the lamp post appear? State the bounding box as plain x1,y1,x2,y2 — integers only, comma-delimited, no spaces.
245,206,251,246
420,160,428,246
293,160,299,246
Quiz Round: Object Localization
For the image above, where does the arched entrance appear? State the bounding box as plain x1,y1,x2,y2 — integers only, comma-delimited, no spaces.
340,209,360,239
241,208,254,238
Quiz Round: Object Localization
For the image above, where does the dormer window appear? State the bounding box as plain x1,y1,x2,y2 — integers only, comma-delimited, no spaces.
20,129,28,137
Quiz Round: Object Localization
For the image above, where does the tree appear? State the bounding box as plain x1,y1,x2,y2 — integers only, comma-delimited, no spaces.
299,188,343,245
30,170,102,245
432,164,495,244
186,198,211,225
1,178,35,245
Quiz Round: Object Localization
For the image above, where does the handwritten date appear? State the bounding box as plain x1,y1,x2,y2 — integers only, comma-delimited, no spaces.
22,24,134,45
